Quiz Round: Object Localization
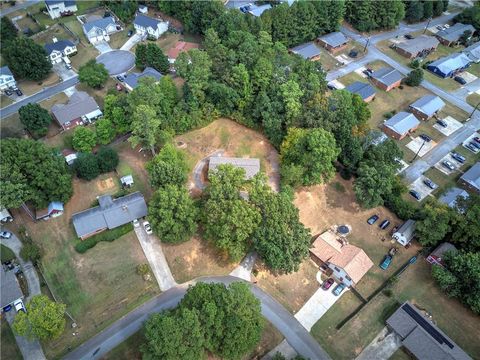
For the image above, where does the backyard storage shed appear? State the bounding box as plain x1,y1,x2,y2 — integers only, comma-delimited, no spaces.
72,192,148,239
0,267,24,310
345,81,376,102
395,35,439,59
463,42,480,63
209,157,260,180
317,32,348,53
387,302,472,360
383,112,420,140
426,242,457,267
427,52,471,78
36,202,64,220
392,219,416,246
370,67,403,91
409,95,445,121
436,23,475,46
439,187,469,208
51,91,102,130
289,42,322,61
459,162,480,194
310,230,373,287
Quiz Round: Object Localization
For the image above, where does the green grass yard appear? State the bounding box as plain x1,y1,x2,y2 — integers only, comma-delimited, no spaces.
1,319,22,360
467,92,480,107
1,244,16,262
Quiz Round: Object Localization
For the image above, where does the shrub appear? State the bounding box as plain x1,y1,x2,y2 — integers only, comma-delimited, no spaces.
383,288,393,297
74,223,133,253
409,59,420,69
96,146,119,173
136,264,151,276
20,243,41,264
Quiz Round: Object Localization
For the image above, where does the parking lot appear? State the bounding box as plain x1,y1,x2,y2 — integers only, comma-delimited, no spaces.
462,132,480,154
409,175,437,201
434,153,462,175
433,116,463,136
406,137,437,158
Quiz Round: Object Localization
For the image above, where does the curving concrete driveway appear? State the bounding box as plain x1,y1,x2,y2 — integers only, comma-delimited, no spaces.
96,50,135,75
63,276,331,360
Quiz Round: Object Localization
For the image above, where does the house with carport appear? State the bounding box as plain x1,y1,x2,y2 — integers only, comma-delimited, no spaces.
289,42,322,61
317,32,349,54
382,112,420,140
1,267,24,312
310,230,373,287
408,95,445,121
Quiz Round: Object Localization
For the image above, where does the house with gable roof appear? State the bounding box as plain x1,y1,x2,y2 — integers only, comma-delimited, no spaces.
44,38,77,64
45,0,77,19
409,95,445,121
370,66,403,91
317,32,349,54
0,66,16,91
83,17,118,44
133,13,169,39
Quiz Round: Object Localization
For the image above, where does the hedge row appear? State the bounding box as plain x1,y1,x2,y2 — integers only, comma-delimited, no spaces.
74,223,133,253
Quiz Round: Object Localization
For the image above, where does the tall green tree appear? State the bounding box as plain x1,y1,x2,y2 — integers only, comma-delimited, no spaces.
135,43,170,73
129,104,161,155
404,68,424,86
451,194,480,251
96,146,119,173
146,143,188,188
416,200,453,247
78,60,109,89
103,93,131,134
18,103,52,138
176,49,212,104
0,17,17,50
74,153,100,181
72,126,96,153
148,184,197,243
95,118,116,145
12,295,66,340
3,37,52,81
454,4,480,30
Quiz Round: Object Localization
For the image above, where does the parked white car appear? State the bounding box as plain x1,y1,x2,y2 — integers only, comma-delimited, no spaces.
132,219,140,228
143,221,152,235
13,299,26,313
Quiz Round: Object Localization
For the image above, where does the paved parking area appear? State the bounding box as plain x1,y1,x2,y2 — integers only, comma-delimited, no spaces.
356,327,402,360
94,41,112,54
397,159,409,174
461,131,480,154
96,50,135,75
406,137,436,157
409,175,437,201
434,153,461,175
53,62,76,80
354,66,369,78
462,71,477,84
433,116,463,136
64,86,77,97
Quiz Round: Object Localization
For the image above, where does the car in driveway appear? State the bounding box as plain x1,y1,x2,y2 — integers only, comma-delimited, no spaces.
332,283,346,296
419,134,431,142
116,75,124,82
442,160,455,171
451,152,465,163
367,215,379,225
4,89,13,96
474,137,480,144
470,141,480,150
322,278,335,290
423,179,437,189
379,219,390,230
143,221,153,235
132,219,140,227
436,119,447,128
0,231,12,239
14,299,26,313
465,143,479,153
454,76,466,85
380,255,392,270
404,34,414,40
15,88,23,96
409,190,421,200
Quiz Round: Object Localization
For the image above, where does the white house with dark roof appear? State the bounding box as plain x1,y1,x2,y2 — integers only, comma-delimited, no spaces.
289,42,322,61
83,17,118,44
72,192,148,239
209,157,260,180
45,0,77,19
0,66,16,91
409,94,445,121
123,67,162,91
133,13,168,39
459,162,480,194
383,112,420,140
317,32,349,53
44,38,77,64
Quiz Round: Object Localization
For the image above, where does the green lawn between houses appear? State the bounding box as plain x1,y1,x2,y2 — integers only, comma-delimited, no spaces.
1,319,22,360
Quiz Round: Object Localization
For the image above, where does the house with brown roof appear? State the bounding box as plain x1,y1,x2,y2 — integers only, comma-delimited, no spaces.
310,230,373,287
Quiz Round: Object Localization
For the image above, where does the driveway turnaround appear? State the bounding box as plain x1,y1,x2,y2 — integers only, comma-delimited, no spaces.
134,226,176,291
230,251,257,281
63,276,331,360
96,50,135,75
356,327,402,360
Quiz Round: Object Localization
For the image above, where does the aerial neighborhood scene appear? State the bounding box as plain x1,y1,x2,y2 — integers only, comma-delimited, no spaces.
1,0,480,360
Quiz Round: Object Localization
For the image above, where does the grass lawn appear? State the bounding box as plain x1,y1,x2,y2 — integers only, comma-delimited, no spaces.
466,92,480,107
30,23,75,45
466,62,480,77
108,29,131,50
64,19,88,44
70,43,99,70
0,113,24,139
32,1,99,27
1,244,16,262
1,94,13,108
1,319,22,360
17,71,61,96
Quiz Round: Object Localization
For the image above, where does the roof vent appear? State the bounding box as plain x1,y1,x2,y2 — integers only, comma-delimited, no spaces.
52,37,58,43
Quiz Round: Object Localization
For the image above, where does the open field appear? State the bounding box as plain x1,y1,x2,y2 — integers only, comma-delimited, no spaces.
0,94,13,108
1,319,22,360
10,172,159,358
30,23,75,45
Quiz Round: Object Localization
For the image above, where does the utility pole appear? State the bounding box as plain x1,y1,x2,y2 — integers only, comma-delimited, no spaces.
363,36,371,52
411,139,426,163
468,101,480,119
423,17,432,34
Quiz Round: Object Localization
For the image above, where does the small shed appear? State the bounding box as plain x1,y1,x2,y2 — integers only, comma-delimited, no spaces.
392,219,416,246
426,242,457,267
0,208,13,223
36,202,64,221
121,175,134,188
138,5,148,14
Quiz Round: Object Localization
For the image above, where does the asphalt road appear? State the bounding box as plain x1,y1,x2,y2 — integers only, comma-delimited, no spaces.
96,50,135,75
63,276,331,360
0,0,41,17
1,76,79,118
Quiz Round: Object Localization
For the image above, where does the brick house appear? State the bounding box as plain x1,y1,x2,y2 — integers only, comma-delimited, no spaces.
382,112,420,140
289,42,322,61
408,94,445,121
317,32,349,54
458,162,480,194
370,67,403,91
394,35,439,59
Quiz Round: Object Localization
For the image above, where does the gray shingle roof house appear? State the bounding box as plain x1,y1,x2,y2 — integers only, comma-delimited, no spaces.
290,42,322,60
124,67,163,91
83,17,118,44
439,187,469,208
345,81,376,102
72,192,148,239
395,35,440,59
1,267,23,308
426,242,457,267
383,112,420,140
317,32,348,53
44,39,75,55
436,23,475,45
459,162,480,193
370,67,403,91
427,52,471,78
51,91,102,130
209,157,260,179
409,95,445,120
387,302,472,360
463,42,480,63
45,0,77,19
133,13,169,39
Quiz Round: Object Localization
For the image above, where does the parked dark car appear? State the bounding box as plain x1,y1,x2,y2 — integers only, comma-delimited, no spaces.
423,179,437,189
332,283,346,296
116,75,124,82
2,305,12,312
349,50,358,58
379,219,390,230
404,34,414,40
367,214,379,225
380,255,393,270
409,190,421,200
322,278,335,290
4,89,13,96
419,134,431,142
127,30,133,37
442,160,455,170
15,89,23,96
474,137,480,144
451,152,465,163
436,119,447,128
454,76,466,85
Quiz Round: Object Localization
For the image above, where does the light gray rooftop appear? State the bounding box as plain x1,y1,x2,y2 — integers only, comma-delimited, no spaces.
464,41,480,62
247,4,271,17
51,91,100,125
395,219,416,241
1,267,23,308
318,32,348,48
396,35,439,54
346,81,376,100
384,112,420,135
124,67,162,90
83,16,116,33
428,52,471,75
209,157,260,179
409,95,445,117
371,67,403,86
439,187,469,208
290,42,322,60
436,23,475,43
72,192,147,238
460,162,480,191
430,242,457,258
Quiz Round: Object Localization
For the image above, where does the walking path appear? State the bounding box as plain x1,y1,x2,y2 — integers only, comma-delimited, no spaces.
133,226,176,291
1,233,46,360
229,251,257,281
356,327,402,360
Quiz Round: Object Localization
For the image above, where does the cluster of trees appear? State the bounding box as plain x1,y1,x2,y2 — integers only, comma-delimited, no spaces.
3,37,52,81
0,17,17,51
13,295,66,340
74,146,119,181
404,68,424,87
404,0,449,23
72,119,117,153
19,103,52,138
101,0,137,22
135,43,170,73
345,0,405,32
202,165,311,273
0,139,73,209
78,60,109,89
454,3,480,30
142,282,264,360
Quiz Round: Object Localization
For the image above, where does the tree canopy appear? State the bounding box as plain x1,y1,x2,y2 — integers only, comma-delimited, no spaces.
345,0,405,32
95,118,116,145
0,139,72,209
454,3,480,30
72,126,96,153
135,43,170,73
18,103,52,138
146,143,189,188
78,60,109,89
